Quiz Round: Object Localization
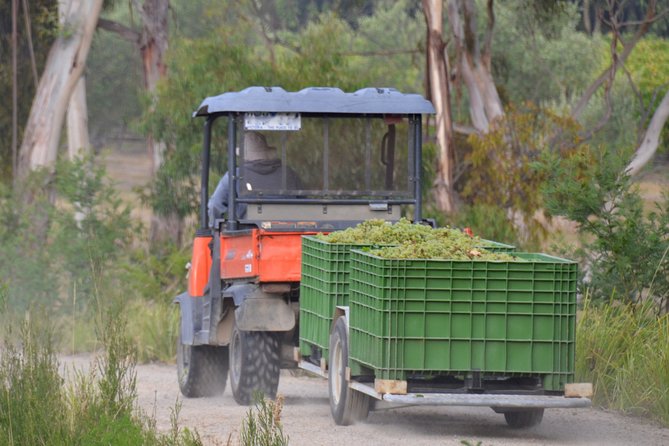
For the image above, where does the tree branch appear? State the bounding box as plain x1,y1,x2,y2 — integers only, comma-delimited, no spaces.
638,83,669,144
97,18,140,44
482,0,495,68
626,88,669,176
571,0,657,120
339,48,421,57
462,0,480,62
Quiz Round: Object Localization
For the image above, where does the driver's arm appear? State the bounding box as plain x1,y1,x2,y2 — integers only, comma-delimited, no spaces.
207,172,230,226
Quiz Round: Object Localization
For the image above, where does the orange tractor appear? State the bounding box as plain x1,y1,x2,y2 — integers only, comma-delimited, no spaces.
176,86,431,405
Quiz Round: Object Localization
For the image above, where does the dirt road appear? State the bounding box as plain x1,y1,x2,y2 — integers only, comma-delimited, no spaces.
61,355,669,446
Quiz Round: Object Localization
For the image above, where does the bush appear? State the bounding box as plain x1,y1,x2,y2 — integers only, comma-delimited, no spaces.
541,146,669,309
462,105,586,247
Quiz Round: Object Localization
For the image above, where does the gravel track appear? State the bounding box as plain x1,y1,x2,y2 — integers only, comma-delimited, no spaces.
61,355,669,446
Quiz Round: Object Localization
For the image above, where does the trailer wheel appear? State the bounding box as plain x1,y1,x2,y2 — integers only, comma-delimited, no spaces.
504,408,544,428
229,320,280,405
177,332,229,397
329,316,371,425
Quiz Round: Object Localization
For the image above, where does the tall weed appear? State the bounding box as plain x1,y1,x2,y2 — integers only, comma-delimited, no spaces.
0,305,202,445
0,313,70,445
577,297,669,424
239,394,289,446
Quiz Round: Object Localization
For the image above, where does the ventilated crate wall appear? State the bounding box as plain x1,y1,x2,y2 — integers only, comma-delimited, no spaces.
348,251,577,391
299,235,516,360
299,236,376,357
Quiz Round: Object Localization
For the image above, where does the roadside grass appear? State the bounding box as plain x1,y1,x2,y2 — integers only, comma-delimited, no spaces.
0,304,202,446
576,296,669,425
124,299,180,364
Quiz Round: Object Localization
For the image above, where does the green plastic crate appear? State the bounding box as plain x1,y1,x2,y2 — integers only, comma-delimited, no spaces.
299,236,384,358
348,250,577,391
299,234,515,359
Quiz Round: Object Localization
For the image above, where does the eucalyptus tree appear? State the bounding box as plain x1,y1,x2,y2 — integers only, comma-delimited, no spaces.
17,0,104,180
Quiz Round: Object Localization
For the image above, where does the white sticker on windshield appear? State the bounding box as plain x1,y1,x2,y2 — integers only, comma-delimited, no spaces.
244,113,301,131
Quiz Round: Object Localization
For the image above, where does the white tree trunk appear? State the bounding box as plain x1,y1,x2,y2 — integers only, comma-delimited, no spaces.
18,0,103,178
446,0,503,133
67,77,91,158
423,0,455,213
626,89,669,176
59,0,91,159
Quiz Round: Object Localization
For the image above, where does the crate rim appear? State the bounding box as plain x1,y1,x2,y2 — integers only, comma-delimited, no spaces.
348,249,577,264
302,234,518,251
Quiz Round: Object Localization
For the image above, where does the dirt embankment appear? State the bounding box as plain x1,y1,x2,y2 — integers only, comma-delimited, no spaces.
61,355,669,446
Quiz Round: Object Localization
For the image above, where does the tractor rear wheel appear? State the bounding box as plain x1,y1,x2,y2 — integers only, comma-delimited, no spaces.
177,332,229,397
229,320,281,405
503,408,544,428
329,316,371,425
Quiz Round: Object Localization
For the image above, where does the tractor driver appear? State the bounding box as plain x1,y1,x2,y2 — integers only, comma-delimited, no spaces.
208,131,302,225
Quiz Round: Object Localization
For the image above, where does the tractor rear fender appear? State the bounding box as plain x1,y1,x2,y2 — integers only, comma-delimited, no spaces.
174,291,202,345
226,284,295,331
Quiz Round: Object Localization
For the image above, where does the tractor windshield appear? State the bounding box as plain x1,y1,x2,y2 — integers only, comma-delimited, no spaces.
236,115,413,199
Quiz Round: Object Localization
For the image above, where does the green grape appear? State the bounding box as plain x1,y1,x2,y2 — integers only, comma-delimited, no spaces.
316,219,519,261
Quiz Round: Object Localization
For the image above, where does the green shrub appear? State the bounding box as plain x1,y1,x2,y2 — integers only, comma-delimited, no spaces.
541,147,669,309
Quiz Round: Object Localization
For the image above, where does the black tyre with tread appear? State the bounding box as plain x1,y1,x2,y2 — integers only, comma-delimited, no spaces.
229,320,281,405
177,332,229,398
504,408,544,428
329,316,371,425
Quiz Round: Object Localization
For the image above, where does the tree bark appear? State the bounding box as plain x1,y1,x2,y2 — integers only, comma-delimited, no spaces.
583,0,592,35
446,0,503,133
17,0,104,179
66,77,91,158
134,0,178,245
133,0,169,175
626,89,669,176
423,0,456,213
98,1,177,245
12,0,18,182
58,0,91,159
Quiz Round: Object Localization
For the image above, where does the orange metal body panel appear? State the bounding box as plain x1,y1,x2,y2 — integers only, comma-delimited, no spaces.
188,235,212,297
220,229,316,282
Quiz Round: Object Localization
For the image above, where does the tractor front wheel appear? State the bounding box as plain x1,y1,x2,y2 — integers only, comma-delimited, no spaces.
176,332,229,398
229,320,281,405
328,316,371,425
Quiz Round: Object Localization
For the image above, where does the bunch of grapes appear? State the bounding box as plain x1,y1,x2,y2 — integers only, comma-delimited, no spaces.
317,219,517,261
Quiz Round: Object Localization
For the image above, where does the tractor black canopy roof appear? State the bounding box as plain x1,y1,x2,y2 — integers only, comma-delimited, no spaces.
193,86,435,117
